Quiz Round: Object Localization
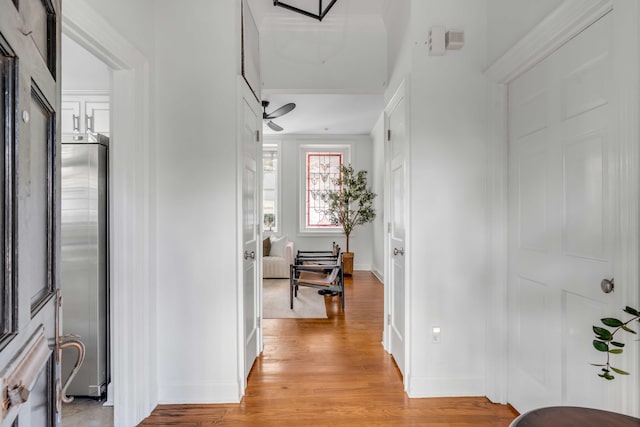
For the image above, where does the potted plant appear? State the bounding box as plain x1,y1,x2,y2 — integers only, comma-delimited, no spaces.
264,213,275,231
323,164,377,275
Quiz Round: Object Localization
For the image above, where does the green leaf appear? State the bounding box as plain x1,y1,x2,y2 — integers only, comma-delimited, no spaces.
610,341,625,348
598,372,615,380
593,326,612,340
601,318,624,327
608,349,623,354
593,340,608,352
590,363,607,366
610,367,630,375
624,306,639,316
621,325,637,334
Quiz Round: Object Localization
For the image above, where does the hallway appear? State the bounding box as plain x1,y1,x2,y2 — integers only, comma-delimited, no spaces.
140,272,518,426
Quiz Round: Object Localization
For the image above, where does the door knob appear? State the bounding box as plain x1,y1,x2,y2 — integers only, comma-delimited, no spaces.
601,278,614,294
393,247,404,256
244,250,255,260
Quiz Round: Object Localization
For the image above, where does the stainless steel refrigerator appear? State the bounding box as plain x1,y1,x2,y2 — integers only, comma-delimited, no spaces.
61,133,109,397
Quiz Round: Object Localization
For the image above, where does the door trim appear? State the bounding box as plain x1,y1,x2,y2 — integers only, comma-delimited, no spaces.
485,0,639,415
62,2,155,425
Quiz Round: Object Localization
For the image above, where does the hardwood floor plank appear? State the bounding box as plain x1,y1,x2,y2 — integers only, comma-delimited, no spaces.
139,272,518,426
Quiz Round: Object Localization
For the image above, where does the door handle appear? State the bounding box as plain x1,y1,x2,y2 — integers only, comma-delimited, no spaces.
601,278,614,294
393,247,404,256
72,114,80,132
244,250,255,260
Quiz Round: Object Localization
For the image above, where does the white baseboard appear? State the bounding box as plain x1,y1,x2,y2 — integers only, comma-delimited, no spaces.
353,263,371,271
158,382,240,404
372,267,384,283
408,376,485,398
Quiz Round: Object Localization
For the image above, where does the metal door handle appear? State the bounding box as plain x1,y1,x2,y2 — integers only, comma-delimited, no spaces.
244,250,255,260
86,115,94,133
393,247,404,256
601,278,614,294
58,335,85,403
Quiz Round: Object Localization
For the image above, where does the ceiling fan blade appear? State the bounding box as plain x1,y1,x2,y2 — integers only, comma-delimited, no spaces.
265,102,296,119
266,120,284,132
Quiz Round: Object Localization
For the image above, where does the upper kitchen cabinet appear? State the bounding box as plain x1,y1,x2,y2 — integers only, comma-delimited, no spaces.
61,91,110,135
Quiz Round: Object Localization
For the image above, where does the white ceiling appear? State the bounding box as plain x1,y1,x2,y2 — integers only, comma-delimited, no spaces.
262,93,383,135
248,1,387,136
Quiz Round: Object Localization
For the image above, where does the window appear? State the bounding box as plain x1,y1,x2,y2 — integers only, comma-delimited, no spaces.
300,144,350,233
263,144,279,232
306,153,342,227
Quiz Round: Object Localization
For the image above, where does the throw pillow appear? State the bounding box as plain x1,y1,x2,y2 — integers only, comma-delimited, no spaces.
269,235,288,257
263,237,271,257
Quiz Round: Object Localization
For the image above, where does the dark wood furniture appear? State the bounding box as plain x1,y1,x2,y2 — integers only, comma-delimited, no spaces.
510,406,640,427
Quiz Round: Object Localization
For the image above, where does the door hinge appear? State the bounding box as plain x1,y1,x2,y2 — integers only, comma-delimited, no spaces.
256,130,260,142
257,316,261,327
387,129,391,141
387,314,391,325
387,222,391,233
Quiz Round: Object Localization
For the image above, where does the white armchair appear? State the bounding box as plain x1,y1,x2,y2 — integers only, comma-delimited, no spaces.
263,241,294,279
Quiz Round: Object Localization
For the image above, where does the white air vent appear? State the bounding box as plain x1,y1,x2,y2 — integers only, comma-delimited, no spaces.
445,30,464,50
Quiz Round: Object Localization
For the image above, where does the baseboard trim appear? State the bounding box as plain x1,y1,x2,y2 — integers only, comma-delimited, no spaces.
372,267,384,283
158,382,240,404
353,263,371,271
408,376,485,398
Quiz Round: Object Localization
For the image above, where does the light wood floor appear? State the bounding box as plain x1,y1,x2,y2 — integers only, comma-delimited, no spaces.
139,271,518,426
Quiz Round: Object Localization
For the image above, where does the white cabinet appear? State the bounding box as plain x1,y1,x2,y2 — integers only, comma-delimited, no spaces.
61,91,110,135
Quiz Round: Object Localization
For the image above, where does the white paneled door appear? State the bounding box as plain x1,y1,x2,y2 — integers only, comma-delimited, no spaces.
386,83,407,378
507,13,620,413
241,83,261,386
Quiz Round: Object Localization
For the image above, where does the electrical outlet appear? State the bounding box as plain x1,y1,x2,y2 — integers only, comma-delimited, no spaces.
432,326,441,343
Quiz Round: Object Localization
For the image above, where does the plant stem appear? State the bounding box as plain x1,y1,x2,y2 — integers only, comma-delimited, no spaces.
603,314,640,374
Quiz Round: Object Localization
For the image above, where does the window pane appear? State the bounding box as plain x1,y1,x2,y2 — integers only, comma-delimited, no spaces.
306,153,342,227
263,145,278,231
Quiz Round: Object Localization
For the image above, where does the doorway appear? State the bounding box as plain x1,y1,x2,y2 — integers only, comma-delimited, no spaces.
62,2,155,425
59,33,113,426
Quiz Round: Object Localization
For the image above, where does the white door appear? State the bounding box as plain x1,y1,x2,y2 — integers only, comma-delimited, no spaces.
241,84,261,383
386,83,407,377
0,0,62,425
507,13,620,413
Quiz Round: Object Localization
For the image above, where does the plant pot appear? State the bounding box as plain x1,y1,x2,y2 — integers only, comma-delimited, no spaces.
342,252,354,275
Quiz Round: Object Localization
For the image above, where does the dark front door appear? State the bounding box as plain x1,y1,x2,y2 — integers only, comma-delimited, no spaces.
0,0,61,425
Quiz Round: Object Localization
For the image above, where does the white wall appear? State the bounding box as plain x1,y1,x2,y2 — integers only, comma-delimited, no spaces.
62,33,110,92
384,0,489,397
264,134,375,270
154,0,242,403
370,114,385,279
486,0,563,65
84,0,156,58
382,0,410,84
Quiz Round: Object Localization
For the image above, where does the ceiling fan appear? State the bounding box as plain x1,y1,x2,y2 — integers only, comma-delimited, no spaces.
262,100,296,132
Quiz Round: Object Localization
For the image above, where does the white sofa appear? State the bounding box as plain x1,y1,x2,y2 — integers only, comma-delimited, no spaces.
263,241,294,279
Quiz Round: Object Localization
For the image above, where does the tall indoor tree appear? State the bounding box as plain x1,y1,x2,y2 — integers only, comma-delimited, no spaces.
323,164,376,273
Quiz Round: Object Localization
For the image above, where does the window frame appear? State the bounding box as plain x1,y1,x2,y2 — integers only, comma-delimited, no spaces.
298,143,351,235
262,142,280,233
